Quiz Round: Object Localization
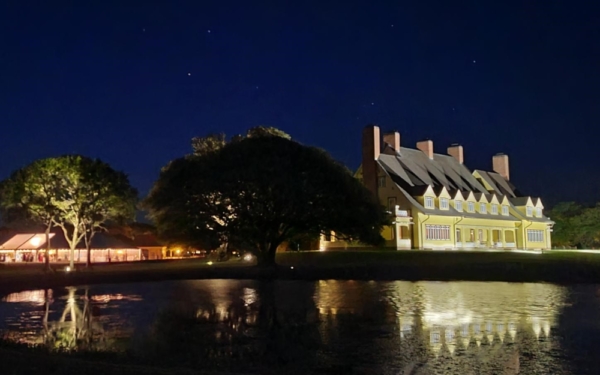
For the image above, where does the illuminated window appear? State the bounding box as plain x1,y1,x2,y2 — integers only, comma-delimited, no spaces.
455,200,463,212
502,205,509,216
440,198,449,209
467,202,475,212
526,206,533,216
424,196,434,208
527,229,544,242
378,176,386,188
425,225,450,240
479,203,487,214
456,228,462,242
491,204,498,214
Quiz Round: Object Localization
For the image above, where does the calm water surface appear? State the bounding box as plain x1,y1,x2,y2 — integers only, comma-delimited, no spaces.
1,280,599,374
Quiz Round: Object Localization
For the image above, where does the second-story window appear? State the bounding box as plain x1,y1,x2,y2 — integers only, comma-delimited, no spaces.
502,205,509,216
526,206,533,216
378,176,386,188
424,196,434,208
440,198,449,209
455,200,463,212
536,207,542,217
479,203,487,214
491,204,498,214
467,202,475,212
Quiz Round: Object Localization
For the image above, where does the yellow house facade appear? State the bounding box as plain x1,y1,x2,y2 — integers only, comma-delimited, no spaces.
319,125,553,251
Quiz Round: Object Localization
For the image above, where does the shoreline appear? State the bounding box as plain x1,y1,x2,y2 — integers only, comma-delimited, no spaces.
2,255,600,295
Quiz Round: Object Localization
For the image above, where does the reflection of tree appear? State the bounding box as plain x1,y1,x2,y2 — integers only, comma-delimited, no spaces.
42,287,108,352
140,280,321,374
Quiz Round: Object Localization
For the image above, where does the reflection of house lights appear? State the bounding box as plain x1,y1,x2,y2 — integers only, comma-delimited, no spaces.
29,237,41,247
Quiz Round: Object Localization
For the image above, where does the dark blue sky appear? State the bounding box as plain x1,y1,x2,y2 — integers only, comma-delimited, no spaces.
1,0,598,207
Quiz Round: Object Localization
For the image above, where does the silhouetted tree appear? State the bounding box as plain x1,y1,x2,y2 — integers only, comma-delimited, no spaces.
145,133,386,267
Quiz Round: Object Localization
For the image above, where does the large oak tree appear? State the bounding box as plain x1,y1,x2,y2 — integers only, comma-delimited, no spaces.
0,155,138,268
145,132,387,267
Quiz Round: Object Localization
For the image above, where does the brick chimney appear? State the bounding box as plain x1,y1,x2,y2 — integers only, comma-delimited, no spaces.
447,143,464,164
493,153,510,180
416,139,434,159
383,131,400,152
362,125,380,198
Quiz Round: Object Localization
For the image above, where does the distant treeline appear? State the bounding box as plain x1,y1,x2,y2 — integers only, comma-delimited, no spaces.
547,202,600,249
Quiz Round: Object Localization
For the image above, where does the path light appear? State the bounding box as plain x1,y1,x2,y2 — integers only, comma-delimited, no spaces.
290,266,294,270
207,261,213,265
243,254,253,262
65,266,71,272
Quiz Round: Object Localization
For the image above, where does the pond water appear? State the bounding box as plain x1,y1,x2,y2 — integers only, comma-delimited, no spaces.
1,280,599,374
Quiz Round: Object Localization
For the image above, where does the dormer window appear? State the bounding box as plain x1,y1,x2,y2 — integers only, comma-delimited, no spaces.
378,176,386,188
526,206,533,217
467,202,475,212
479,203,487,214
455,200,463,212
440,198,449,209
491,204,498,215
536,207,542,217
424,196,434,208
502,205,509,216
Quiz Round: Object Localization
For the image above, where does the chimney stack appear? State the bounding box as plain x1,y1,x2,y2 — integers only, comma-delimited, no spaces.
447,144,464,164
417,139,434,159
383,131,400,152
493,153,510,180
362,125,381,198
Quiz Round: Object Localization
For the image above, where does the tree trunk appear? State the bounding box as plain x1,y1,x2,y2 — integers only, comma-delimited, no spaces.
44,223,51,271
256,243,279,269
85,232,95,268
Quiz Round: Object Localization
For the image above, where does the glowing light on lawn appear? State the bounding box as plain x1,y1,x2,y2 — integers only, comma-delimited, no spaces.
243,254,253,261
207,261,213,265
290,266,294,269
65,266,71,272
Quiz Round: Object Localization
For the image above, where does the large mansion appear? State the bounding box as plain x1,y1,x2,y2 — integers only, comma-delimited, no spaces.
320,125,553,251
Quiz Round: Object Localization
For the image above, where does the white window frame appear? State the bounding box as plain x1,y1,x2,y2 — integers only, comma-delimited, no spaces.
502,205,509,216
455,200,463,212
440,198,449,209
527,229,544,242
491,204,498,214
424,196,434,209
479,203,487,214
467,202,475,212
378,176,386,188
536,207,542,217
425,225,450,241
526,206,533,217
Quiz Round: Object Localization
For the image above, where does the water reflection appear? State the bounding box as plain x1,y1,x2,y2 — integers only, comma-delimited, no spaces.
1,287,140,351
0,280,588,374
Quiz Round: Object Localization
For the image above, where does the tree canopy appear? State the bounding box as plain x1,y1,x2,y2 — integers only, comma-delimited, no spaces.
0,155,138,267
145,134,387,266
547,202,600,249
191,126,291,156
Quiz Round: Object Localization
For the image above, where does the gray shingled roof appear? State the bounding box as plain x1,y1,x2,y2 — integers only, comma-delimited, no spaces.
377,145,552,223
378,147,489,194
474,170,518,197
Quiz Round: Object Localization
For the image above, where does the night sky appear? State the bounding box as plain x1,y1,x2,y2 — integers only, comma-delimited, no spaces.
1,1,599,208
